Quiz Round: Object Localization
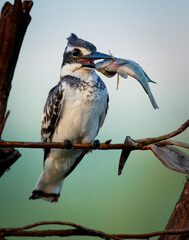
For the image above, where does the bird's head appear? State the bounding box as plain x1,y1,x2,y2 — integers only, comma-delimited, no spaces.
60,33,111,77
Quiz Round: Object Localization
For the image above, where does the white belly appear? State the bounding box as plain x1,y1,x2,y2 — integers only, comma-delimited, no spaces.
44,83,107,180
52,85,106,144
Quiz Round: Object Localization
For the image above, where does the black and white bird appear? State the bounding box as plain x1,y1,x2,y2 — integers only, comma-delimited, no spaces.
29,33,111,202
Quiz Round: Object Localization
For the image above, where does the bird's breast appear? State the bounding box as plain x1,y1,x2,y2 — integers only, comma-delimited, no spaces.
52,78,107,144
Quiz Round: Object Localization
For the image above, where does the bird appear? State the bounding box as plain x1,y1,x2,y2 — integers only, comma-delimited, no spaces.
29,33,111,202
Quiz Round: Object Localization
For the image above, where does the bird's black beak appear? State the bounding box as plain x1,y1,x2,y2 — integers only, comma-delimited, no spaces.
77,51,112,68
82,51,112,60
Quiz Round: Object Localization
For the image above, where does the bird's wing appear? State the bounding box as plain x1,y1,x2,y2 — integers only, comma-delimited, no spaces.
62,149,89,180
41,81,65,160
98,89,109,131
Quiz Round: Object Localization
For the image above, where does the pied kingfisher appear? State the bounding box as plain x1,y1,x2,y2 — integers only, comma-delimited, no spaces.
29,33,112,202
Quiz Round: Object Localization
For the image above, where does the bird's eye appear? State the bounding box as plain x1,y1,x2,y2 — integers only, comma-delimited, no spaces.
72,48,80,56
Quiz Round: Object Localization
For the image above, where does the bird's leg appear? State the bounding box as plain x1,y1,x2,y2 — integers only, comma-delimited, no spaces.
87,139,100,153
64,139,73,149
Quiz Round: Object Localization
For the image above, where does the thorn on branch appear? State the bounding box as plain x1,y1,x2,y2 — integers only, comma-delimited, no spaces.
118,137,135,175
104,139,112,144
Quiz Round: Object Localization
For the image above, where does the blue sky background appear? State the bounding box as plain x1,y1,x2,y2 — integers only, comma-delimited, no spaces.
0,1,189,239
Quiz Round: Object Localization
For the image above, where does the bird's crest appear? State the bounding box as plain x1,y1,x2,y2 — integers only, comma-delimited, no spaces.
67,33,78,44
66,33,96,52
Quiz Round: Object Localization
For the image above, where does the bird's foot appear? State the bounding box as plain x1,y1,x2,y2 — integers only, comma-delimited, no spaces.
64,139,72,149
92,139,100,149
88,140,100,153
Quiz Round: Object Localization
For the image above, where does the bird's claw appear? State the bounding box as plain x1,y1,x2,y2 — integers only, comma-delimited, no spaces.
64,139,72,149
92,139,100,149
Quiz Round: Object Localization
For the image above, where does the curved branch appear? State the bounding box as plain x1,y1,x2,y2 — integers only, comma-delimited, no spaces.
1,221,189,239
0,119,188,177
136,119,189,147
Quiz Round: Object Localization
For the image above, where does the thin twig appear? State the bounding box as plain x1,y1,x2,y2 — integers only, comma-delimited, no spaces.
115,228,189,239
0,220,122,240
0,119,188,150
137,119,189,147
1,221,189,239
155,140,189,149
0,140,133,150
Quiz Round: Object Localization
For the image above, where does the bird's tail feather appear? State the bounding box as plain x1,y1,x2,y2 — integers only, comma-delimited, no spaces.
29,190,60,202
29,171,63,202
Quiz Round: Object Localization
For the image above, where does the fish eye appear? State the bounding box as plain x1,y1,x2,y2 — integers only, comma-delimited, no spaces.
72,48,80,56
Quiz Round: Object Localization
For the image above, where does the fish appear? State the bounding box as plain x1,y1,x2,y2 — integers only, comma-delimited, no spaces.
95,58,159,109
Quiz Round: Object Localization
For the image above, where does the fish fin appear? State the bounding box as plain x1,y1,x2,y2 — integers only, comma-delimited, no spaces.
143,71,156,84
117,68,128,79
100,69,116,78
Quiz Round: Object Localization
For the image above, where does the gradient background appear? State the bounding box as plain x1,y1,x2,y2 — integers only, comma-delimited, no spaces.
0,1,189,239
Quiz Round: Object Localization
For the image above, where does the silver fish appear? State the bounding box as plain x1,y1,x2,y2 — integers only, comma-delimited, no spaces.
95,58,158,109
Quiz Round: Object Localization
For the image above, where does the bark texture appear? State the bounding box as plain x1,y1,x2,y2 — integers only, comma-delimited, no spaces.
0,0,33,177
159,178,189,240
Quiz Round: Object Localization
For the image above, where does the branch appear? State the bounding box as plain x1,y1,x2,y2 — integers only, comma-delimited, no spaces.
0,119,188,150
0,0,33,123
155,140,189,149
0,111,21,177
136,119,189,147
0,119,188,177
0,0,33,176
1,221,189,239
0,139,134,150
0,110,10,137
158,177,189,240
0,120,188,238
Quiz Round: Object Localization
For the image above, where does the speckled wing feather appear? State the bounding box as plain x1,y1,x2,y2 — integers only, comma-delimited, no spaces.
41,81,64,160
98,93,109,131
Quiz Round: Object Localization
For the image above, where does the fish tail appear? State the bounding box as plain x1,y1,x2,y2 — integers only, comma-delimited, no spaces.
148,92,159,109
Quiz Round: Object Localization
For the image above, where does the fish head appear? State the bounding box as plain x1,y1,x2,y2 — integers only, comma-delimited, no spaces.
95,59,117,77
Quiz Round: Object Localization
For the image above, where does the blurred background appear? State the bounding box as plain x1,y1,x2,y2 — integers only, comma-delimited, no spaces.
0,0,189,239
